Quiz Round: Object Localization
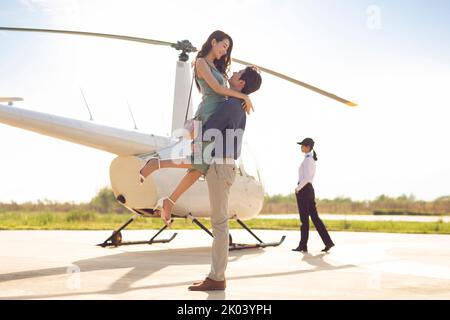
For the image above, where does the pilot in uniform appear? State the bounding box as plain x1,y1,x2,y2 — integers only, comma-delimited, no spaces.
293,138,335,253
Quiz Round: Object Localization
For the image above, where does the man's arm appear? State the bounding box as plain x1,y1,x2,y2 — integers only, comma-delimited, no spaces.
202,98,243,133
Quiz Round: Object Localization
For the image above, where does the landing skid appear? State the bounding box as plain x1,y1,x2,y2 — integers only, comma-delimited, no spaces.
188,214,286,251
97,208,285,251
97,209,178,248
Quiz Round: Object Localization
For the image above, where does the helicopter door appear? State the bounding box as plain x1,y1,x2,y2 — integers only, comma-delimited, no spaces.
236,144,265,215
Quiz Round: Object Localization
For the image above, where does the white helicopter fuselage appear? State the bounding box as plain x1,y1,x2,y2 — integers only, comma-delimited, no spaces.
110,155,264,220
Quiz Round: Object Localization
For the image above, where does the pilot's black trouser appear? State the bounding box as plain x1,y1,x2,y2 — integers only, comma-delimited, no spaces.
296,183,334,248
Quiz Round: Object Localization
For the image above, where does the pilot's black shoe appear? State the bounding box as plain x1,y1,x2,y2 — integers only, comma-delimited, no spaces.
292,246,308,253
321,243,335,252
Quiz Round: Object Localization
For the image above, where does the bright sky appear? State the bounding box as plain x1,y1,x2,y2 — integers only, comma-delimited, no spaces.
0,0,449,203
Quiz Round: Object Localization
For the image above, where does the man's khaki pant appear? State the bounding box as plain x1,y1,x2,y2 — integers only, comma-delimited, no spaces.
205,162,236,281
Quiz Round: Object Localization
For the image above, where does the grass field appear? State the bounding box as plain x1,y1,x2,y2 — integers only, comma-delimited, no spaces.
0,211,449,234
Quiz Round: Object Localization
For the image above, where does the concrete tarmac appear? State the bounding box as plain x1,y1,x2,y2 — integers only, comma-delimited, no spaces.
0,229,449,300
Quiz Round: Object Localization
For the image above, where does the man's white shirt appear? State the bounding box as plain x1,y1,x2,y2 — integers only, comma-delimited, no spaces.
296,152,316,193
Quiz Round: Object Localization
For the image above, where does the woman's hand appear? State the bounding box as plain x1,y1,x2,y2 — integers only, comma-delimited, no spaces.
242,96,254,115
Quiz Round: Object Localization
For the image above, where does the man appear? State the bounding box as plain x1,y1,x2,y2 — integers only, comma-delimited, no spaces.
188,66,262,291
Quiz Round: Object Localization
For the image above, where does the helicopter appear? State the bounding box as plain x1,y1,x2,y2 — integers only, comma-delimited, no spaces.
0,27,357,250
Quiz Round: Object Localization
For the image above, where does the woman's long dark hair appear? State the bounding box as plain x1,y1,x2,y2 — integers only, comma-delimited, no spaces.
312,149,318,161
194,30,233,91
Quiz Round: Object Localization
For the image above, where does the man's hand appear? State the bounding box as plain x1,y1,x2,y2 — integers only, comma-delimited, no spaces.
242,97,254,115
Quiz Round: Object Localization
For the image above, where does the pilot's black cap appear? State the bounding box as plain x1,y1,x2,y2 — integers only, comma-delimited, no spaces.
297,138,315,148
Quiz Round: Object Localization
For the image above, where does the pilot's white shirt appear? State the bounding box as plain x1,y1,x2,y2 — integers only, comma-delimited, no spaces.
295,152,316,193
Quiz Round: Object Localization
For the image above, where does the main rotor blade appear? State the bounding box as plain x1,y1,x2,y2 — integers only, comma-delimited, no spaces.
232,58,357,107
0,97,23,103
0,27,176,47
1,27,356,106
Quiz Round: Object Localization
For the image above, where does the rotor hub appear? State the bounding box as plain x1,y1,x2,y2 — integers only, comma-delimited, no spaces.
172,40,197,62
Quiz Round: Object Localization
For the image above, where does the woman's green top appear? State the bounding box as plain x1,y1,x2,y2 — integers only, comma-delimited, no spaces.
190,61,228,174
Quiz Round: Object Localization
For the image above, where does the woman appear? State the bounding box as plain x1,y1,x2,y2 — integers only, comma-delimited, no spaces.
293,138,335,253
138,30,255,225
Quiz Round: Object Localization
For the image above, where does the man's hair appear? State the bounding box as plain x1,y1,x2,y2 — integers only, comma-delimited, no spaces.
241,66,262,95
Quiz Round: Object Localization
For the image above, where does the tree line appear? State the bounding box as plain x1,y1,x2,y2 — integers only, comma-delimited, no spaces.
1,187,449,215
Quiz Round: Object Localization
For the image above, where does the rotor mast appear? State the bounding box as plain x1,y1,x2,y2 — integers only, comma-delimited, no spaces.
170,40,196,136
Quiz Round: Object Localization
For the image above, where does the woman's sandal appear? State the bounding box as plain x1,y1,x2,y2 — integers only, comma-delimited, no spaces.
139,157,160,185
154,196,176,226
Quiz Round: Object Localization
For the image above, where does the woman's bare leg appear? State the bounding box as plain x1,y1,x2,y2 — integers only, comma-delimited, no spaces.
160,169,203,223
140,157,193,178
